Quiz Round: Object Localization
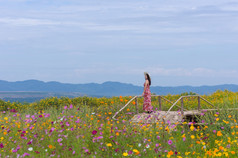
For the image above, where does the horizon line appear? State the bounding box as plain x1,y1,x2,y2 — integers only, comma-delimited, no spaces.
0,79,237,87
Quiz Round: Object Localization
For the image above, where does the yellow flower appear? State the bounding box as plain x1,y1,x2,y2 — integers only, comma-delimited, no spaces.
216,152,222,156
106,143,112,147
191,135,195,139
190,125,195,131
4,117,8,121
133,149,139,153
123,152,128,156
185,152,190,155
216,118,219,121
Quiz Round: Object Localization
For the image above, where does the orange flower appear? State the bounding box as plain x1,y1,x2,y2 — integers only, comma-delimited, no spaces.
217,131,222,136
48,145,53,149
168,150,174,155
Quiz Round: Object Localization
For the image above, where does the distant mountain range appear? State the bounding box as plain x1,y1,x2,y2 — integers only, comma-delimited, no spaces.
0,80,238,102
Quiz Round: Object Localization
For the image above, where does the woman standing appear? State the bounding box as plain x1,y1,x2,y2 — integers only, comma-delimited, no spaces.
142,72,153,113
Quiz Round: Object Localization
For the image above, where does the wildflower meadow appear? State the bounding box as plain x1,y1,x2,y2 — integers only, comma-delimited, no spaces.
0,90,237,157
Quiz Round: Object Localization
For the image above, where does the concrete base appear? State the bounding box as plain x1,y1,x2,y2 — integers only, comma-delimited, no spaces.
130,110,201,124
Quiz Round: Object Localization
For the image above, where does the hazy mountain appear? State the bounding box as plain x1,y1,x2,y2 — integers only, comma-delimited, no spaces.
0,80,238,102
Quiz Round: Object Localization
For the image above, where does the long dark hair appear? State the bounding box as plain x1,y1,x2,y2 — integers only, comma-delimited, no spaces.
146,74,151,86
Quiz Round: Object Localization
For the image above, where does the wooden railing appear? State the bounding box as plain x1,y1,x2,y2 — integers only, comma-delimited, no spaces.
112,95,174,120
112,95,215,120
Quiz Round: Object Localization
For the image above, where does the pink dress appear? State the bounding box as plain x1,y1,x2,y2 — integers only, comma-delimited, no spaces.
143,83,153,112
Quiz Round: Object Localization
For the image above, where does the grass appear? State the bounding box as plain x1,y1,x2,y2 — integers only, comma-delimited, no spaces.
0,91,238,157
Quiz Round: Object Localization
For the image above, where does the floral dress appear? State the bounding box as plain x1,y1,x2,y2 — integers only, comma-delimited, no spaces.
143,82,153,112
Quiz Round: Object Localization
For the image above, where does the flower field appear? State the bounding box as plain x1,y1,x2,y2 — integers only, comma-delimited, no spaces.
0,90,238,157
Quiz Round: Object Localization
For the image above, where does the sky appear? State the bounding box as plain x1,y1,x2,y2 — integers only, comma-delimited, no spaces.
0,0,238,86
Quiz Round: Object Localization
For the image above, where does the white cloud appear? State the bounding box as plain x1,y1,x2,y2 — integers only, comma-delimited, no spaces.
73,66,238,78
0,17,60,26
150,67,238,78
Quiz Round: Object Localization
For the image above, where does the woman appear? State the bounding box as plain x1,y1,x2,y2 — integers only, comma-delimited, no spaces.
142,72,153,113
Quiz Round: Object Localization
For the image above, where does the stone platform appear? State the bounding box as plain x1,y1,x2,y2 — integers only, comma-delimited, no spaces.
130,110,201,124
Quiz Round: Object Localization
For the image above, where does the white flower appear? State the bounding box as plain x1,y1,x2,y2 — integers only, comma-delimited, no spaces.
146,144,150,148
45,149,48,152
138,143,141,147
92,112,95,115
60,118,63,121
28,147,33,151
203,145,206,149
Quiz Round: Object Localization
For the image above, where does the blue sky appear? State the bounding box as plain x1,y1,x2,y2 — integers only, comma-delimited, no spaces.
0,0,238,86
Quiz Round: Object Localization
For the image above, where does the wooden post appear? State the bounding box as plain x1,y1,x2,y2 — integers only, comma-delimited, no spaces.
198,96,201,111
135,97,139,114
158,96,162,111
181,97,184,115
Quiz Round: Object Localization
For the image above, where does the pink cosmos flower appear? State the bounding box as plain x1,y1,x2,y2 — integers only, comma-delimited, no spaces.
44,114,50,118
25,115,30,118
57,138,62,143
92,130,97,135
96,136,103,140
128,150,133,155
168,140,173,145
23,153,30,157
